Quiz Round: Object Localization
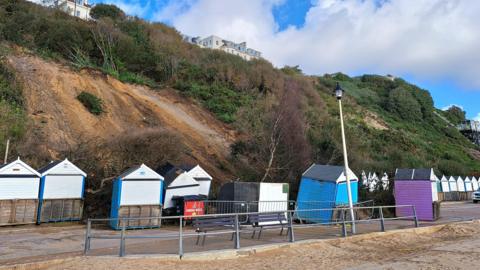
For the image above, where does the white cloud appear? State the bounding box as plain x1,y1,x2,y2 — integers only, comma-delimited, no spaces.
154,0,480,90
442,104,464,111
474,113,480,121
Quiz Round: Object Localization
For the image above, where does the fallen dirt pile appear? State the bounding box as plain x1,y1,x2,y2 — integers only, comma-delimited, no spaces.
6,53,236,180
12,221,480,270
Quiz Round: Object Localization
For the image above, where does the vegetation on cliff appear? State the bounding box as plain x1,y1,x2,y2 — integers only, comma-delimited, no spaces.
0,0,478,203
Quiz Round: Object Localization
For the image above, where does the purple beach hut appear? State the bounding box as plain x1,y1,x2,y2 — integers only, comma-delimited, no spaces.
394,168,439,221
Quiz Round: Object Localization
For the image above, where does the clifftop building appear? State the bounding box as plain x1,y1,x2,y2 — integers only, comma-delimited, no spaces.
183,35,262,61
63,0,91,20
31,0,91,20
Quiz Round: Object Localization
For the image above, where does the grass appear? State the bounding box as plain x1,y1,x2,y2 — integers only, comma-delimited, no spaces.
77,91,104,115
0,60,26,153
175,81,251,123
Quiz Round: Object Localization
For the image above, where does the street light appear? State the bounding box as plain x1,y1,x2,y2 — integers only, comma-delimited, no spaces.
334,82,356,234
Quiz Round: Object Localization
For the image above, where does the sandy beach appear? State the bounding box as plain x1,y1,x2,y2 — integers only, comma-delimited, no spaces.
6,220,478,270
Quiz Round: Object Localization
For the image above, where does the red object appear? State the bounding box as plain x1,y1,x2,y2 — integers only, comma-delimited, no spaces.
183,201,205,219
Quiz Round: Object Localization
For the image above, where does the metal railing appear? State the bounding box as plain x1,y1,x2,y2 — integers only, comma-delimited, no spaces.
84,204,418,258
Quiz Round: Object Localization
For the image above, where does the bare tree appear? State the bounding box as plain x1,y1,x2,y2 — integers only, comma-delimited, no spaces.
91,21,118,74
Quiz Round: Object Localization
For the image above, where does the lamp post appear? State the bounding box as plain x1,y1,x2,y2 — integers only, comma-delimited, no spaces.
334,82,356,234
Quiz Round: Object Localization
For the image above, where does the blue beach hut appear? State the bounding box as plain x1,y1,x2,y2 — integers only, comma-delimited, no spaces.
296,164,358,223
37,159,86,224
110,164,164,229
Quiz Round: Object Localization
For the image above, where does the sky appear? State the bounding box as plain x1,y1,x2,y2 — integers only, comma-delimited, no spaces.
90,0,480,121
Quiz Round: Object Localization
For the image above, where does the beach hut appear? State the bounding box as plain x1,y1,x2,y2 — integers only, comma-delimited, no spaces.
440,175,449,192
472,177,479,191
455,176,465,192
464,176,473,192
368,172,379,192
110,164,164,229
381,172,389,190
156,163,205,214
361,171,368,187
394,168,439,221
0,158,41,226
431,174,439,202
448,176,458,192
296,164,358,223
217,182,289,213
186,165,213,197
37,159,86,223
435,175,442,193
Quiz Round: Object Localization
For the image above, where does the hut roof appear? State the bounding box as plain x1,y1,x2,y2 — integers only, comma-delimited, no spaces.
118,165,142,179
157,163,211,186
187,165,212,181
37,159,87,177
0,158,41,177
118,164,163,180
156,163,189,187
303,164,344,182
37,160,62,174
394,168,433,181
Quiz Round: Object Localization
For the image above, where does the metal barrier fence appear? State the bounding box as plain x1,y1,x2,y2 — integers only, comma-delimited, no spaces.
84,204,418,258
203,200,375,223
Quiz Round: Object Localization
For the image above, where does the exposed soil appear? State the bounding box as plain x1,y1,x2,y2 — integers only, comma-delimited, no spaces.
364,112,389,130
6,220,479,270
6,53,237,180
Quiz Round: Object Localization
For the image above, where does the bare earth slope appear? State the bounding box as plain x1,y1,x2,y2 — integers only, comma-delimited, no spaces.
7,53,236,179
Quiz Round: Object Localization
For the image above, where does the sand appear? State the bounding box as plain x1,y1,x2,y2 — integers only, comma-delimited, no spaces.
8,220,479,270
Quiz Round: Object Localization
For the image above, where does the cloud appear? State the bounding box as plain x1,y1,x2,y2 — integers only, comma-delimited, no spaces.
442,104,464,111
154,0,480,90
474,113,480,121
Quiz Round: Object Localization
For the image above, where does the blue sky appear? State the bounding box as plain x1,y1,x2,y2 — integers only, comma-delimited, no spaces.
92,0,480,120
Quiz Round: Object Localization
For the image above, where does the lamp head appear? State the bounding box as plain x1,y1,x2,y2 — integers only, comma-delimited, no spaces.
334,82,344,100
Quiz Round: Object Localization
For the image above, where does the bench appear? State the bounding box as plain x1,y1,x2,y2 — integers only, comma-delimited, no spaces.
249,213,288,239
192,216,237,245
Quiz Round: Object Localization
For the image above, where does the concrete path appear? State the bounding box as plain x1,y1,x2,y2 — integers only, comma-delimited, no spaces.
0,201,478,266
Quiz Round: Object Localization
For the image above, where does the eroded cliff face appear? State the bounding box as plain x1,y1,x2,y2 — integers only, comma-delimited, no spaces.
7,53,237,181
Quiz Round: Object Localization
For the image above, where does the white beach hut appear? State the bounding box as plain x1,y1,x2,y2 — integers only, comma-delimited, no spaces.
448,176,458,192
381,172,389,190
464,176,473,192
110,164,164,229
186,165,213,197
361,171,368,187
0,158,41,226
472,176,479,191
163,172,200,209
431,174,439,202
37,159,87,223
456,176,465,192
368,172,379,192
440,175,450,192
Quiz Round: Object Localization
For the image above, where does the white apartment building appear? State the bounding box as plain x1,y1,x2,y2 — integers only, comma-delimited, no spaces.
31,0,91,20
63,0,91,20
183,35,262,61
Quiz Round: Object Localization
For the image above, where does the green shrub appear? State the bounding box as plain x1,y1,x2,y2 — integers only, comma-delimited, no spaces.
0,62,26,153
70,47,94,69
0,65,23,106
118,71,156,87
387,87,422,121
77,91,104,115
90,4,125,20
442,105,466,124
175,81,249,123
